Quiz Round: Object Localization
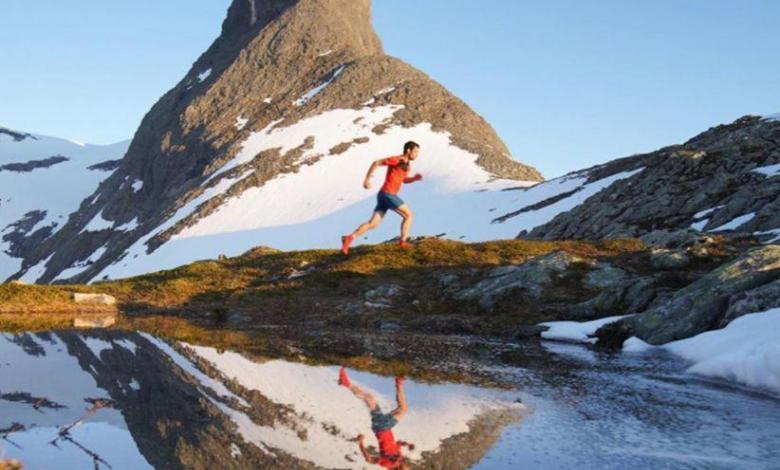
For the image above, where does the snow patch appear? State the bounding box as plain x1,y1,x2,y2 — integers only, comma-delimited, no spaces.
19,254,53,283
235,116,248,130
754,228,780,244
83,337,114,358
693,206,724,219
540,315,634,344
709,212,756,232
753,163,780,178
293,65,345,106
690,219,709,231
80,210,114,233
54,244,108,281
262,97,272,104
131,179,144,192
198,68,212,82
230,443,242,458
665,309,780,395
115,217,139,232
114,338,138,354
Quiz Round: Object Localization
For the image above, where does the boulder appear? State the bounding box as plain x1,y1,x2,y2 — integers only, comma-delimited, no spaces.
606,245,780,345
583,263,630,289
454,251,588,309
72,293,117,306
640,230,703,248
720,278,780,327
650,248,690,270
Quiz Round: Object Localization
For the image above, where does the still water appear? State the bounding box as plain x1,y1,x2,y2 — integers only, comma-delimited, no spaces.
1,330,778,469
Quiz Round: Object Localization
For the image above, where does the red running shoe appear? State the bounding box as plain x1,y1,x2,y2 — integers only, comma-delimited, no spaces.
338,367,352,388
341,235,355,255
395,375,406,387
399,240,412,250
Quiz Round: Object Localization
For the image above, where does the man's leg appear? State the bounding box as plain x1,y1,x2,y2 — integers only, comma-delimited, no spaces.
393,205,414,244
389,376,408,420
340,368,380,411
343,211,384,254
350,211,384,238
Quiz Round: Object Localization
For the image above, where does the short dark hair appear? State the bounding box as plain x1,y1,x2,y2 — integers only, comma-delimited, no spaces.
403,141,420,154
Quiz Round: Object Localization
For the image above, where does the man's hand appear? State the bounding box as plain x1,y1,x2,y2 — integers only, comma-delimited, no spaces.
357,434,366,443
363,178,371,190
403,173,423,184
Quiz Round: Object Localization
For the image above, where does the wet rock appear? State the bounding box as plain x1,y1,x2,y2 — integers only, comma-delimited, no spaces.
436,273,459,288
650,248,690,270
454,251,588,309
72,293,116,306
721,279,780,327
379,321,401,333
623,277,660,313
606,245,780,345
583,264,629,289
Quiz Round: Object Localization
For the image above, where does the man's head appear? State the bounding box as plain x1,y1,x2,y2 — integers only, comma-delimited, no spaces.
403,141,420,160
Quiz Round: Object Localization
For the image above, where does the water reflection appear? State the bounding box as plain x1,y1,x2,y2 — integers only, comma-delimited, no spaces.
339,368,412,468
0,331,521,469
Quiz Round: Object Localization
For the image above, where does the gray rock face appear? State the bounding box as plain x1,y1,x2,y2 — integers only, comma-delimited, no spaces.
453,251,587,309
613,245,780,345
583,264,630,289
721,278,780,327
525,116,780,240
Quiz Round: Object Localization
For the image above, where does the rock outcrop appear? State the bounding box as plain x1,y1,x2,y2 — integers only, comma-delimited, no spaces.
597,245,780,346
522,115,780,241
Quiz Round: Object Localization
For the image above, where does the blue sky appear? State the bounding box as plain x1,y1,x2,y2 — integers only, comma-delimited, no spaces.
1,0,778,177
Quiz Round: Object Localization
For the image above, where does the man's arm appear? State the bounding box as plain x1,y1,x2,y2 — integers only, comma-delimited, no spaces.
357,434,378,463
363,158,392,189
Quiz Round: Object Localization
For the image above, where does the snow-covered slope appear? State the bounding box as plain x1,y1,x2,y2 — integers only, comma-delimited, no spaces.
0,127,129,281
95,105,642,280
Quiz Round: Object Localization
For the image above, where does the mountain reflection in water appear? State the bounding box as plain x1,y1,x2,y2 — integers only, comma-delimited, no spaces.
0,331,521,469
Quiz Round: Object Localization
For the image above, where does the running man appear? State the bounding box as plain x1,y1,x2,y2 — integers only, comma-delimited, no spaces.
338,367,415,469
341,141,423,255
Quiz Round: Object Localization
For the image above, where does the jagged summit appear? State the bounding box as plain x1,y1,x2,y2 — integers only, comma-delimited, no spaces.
220,0,382,54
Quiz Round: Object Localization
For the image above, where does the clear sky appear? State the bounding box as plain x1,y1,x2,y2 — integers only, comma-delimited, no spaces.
1,0,778,177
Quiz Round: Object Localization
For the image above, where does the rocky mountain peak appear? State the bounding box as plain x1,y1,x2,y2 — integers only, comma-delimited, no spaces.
219,0,382,55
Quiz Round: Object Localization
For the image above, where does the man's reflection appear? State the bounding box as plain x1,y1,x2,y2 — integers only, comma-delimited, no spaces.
339,367,415,469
